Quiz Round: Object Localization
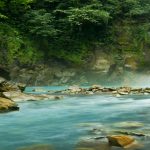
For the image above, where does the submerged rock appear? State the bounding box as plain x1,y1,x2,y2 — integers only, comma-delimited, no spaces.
0,97,19,112
2,91,63,102
107,135,137,148
113,121,144,129
18,144,54,150
76,137,110,150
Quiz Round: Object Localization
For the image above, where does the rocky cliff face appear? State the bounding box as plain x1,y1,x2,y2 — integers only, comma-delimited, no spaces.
1,50,149,86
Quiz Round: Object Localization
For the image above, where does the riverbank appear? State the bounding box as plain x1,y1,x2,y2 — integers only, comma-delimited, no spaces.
0,77,63,112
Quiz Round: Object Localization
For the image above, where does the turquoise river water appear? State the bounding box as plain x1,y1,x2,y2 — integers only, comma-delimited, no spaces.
0,86,150,150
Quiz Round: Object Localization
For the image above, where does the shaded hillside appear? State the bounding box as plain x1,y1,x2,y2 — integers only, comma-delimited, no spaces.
0,0,150,86
0,0,150,66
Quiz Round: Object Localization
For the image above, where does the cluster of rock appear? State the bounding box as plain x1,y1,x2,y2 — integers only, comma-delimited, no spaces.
0,77,25,112
0,77,26,92
76,121,147,150
0,77,63,113
56,85,150,96
76,135,140,150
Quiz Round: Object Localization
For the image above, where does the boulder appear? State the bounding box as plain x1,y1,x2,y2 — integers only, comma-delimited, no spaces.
107,135,136,148
2,91,63,102
117,87,131,95
0,97,19,113
62,85,82,94
0,76,26,92
0,81,20,92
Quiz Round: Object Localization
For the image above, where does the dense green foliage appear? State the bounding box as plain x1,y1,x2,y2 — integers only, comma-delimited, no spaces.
0,0,150,65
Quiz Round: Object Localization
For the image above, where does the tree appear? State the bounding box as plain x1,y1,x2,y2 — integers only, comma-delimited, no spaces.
25,9,59,37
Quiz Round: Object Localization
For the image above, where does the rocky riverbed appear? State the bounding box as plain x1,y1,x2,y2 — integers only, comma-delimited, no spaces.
53,85,150,96
1,74,150,113
0,77,63,113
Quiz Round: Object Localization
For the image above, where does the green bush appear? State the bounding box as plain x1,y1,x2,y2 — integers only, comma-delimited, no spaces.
0,23,43,65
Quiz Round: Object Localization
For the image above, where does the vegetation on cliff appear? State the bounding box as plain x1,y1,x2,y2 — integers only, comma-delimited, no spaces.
0,0,150,65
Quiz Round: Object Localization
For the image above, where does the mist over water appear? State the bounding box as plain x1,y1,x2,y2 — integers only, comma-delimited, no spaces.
97,71,150,88
121,71,150,87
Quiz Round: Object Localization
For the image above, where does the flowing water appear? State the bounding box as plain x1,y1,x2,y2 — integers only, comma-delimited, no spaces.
0,87,150,150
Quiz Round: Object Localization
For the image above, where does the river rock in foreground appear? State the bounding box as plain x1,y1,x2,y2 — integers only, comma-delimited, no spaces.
2,91,63,102
107,135,137,148
0,97,19,112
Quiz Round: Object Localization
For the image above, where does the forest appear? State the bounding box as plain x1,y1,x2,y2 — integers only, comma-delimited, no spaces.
0,0,150,65
1,2,150,150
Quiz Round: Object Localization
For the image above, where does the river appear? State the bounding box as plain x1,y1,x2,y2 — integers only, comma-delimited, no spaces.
0,87,150,150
